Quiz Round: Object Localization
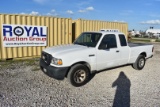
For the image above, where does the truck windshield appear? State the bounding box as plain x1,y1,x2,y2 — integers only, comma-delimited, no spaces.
74,33,102,47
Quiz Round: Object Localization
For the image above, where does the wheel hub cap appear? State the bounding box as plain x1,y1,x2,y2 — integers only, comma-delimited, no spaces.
73,70,86,83
139,58,144,67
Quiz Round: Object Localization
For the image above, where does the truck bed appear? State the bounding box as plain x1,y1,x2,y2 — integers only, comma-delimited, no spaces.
128,42,152,47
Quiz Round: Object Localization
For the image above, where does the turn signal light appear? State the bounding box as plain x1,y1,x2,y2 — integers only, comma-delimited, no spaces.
57,60,63,65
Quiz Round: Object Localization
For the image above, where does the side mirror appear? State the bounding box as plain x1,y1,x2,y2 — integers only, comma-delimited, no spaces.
99,43,109,50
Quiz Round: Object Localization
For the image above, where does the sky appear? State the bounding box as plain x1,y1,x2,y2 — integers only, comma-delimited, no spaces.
0,0,160,31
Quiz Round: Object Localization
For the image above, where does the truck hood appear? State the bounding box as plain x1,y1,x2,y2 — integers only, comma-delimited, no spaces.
43,44,91,57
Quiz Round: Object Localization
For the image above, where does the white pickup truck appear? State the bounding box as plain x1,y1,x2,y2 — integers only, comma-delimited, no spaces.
40,29,153,87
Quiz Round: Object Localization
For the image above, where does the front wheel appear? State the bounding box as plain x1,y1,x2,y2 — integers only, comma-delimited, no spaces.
132,55,146,70
67,64,90,87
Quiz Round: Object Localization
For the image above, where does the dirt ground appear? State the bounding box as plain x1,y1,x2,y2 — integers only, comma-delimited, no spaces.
0,43,160,107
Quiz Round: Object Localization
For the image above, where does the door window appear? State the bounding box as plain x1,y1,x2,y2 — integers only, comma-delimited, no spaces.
99,34,117,49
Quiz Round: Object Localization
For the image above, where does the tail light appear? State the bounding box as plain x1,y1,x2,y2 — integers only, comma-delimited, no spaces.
152,47,154,52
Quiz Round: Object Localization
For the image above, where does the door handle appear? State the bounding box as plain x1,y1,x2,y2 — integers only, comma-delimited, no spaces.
116,50,119,53
89,54,95,57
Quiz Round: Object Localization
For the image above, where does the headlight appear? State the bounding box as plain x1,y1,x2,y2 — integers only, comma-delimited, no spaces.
51,57,63,65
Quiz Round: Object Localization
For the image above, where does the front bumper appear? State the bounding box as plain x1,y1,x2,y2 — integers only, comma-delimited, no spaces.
40,58,69,80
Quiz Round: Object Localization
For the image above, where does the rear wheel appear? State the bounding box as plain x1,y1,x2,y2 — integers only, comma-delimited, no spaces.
132,55,146,70
67,64,90,87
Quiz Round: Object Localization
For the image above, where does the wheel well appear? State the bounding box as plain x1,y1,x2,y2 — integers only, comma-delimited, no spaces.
140,52,146,57
65,61,91,77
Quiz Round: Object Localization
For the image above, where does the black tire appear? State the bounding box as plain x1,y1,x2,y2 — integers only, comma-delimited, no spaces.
132,55,146,70
67,64,90,87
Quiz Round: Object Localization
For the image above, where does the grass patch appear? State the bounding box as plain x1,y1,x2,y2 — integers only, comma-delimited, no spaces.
25,60,36,66
132,37,152,40
32,66,40,71
156,39,160,42
131,37,160,43
24,58,39,66
1,59,23,66
0,60,16,68
131,39,151,43
0,58,39,69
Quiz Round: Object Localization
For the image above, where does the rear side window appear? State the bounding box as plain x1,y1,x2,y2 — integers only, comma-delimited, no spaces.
119,34,127,46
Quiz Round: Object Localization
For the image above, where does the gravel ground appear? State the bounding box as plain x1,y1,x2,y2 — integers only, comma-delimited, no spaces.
0,43,160,107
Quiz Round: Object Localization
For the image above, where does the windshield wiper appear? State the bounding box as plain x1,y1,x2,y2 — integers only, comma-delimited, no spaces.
74,42,88,47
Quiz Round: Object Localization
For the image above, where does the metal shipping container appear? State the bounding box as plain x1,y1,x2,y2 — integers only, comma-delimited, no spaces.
72,19,128,40
0,14,72,60
0,14,128,60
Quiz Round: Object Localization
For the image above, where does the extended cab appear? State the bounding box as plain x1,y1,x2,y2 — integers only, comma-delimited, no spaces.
40,29,153,87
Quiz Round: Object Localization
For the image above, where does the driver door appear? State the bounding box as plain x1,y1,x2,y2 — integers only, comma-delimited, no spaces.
96,34,120,70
